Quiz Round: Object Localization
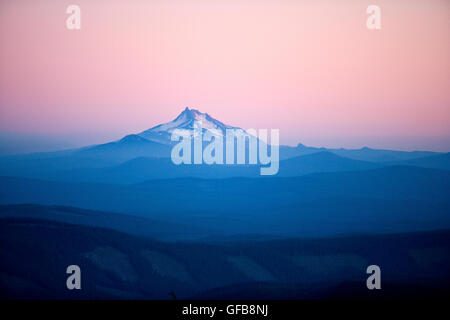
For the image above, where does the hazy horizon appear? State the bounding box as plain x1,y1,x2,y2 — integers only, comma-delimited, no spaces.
1,106,450,155
1,0,449,153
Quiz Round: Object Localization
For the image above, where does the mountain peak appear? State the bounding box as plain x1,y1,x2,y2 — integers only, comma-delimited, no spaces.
176,107,205,121
137,107,239,145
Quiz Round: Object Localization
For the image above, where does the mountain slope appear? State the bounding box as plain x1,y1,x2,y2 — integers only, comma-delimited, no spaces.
76,134,172,161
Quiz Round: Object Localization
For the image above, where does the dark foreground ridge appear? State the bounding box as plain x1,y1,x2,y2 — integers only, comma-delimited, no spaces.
1,218,449,300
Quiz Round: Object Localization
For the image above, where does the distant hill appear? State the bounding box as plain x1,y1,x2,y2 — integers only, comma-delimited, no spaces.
0,204,212,241
277,151,379,176
280,144,438,162
391,152,450,171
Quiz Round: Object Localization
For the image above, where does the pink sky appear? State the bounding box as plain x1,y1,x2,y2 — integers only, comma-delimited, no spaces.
0,0,449,151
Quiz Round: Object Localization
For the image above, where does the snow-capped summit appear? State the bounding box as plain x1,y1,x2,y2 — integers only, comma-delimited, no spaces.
138,107,240,145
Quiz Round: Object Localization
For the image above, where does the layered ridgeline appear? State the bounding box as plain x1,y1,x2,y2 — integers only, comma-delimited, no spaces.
0,108,447,183
1,109,450,299
1,166,450,237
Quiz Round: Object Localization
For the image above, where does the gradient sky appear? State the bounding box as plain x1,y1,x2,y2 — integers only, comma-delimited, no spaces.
0,0,449,152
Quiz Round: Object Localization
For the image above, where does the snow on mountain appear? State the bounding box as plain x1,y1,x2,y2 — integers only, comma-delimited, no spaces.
138,107,241,145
